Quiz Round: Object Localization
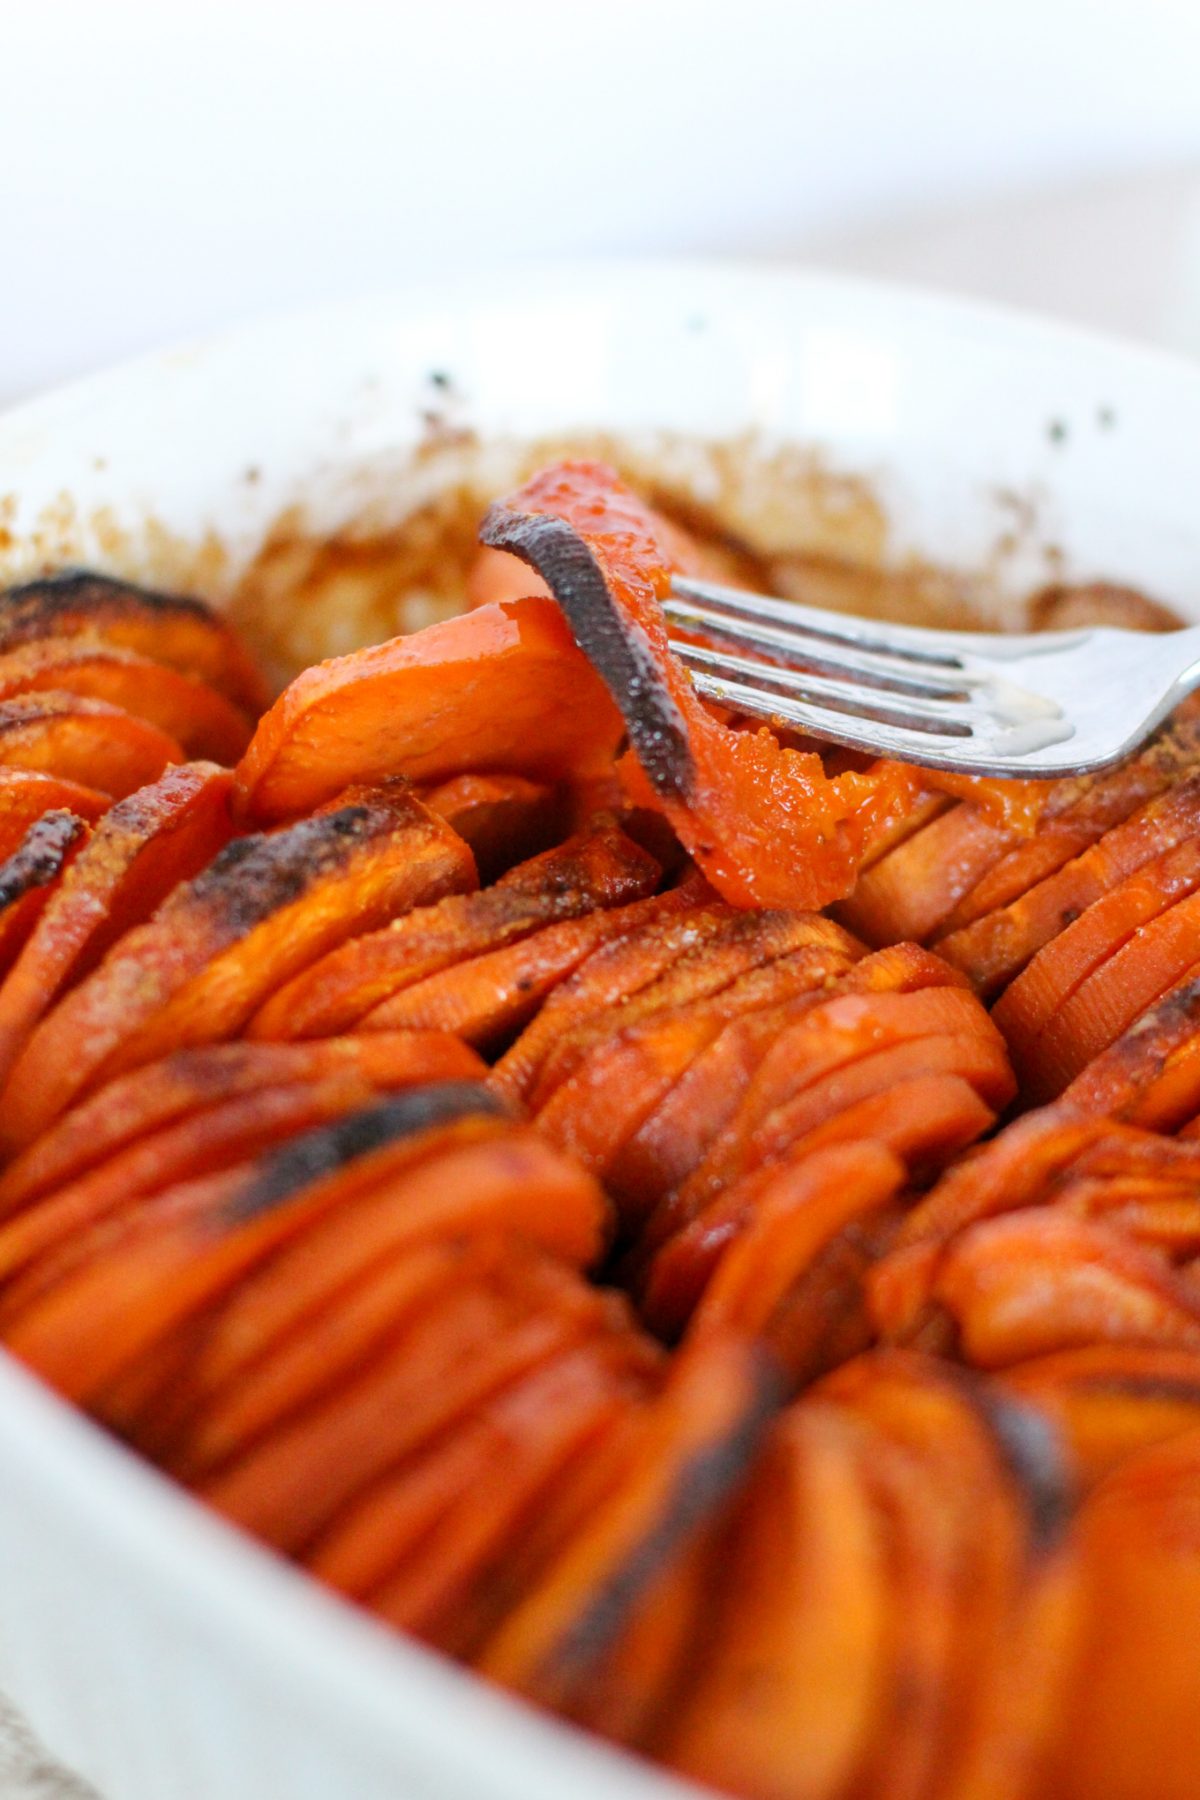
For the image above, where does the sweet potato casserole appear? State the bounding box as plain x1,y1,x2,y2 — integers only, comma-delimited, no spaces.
0,458,1196,1800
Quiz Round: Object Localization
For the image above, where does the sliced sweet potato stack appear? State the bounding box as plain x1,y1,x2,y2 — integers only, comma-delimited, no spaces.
533,938,860,1199
154,1124,611,1466
660,1402,888,1799
0,810,90,980
248,819,658,1041
416,772,563,882
0,638,254,763
1012,895,1200,1106
0,1084,510,1401
621,948,971,1215
841,718,1199,949
0,783,475,1148
195,1242,623,1552
475,1331,780,1715
0,1069,492,1293
935,770,1200,995
1001,1345,1200,1489
481,460,928,911
0,762,235,1091
528,909,860,1115
0,691,183,797
0,768,108,854
638,1075,996,1342
933,1210,1200,1366
655,963,1000,1230
1048,1426,1200,1800
0,570,268,714
234,594,625,824
358,900,687,1049
994,838,1200,1091
0,1031,482,1219
818,1353,1077,1800
312,1338,652,1653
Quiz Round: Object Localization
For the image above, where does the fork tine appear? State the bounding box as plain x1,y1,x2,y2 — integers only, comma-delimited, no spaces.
663,597,977,699
684,666,1075,771
669,575,970,666
672,641,980,734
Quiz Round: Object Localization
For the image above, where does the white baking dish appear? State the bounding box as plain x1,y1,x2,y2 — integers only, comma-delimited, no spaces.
1,261,1199,1800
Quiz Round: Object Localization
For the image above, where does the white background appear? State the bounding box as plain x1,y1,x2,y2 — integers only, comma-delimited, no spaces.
4,0,1200,402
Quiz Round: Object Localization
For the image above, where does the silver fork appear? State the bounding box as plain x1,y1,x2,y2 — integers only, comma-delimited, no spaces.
665,577,1200,779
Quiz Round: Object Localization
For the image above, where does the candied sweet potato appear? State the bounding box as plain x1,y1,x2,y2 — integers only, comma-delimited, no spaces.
0,784,475,1148
481,461,924,911
0,570,268,713
248,819,658,1041
234,595,625,823
0,691,183,797
0,638,253,763
0,811,90,979
0,768,108,853
0,762,235,1091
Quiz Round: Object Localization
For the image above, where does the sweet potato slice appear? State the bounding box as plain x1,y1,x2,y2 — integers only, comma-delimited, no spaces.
481,460,926,910
417,772,563,882
0,762,235,1091
0,810,89,980
1017,889,1200,1103
475,1331,779,1710
0,1031,483,1218
0,570,268,713
0,1072,462,1291
0,1085,509,1399
842,721,1198,949
662,1403,887,1800
312,1341,643,1646
994,837,1200,1087
1001,1346,1200,1489
534,935,861,1191
0,769,108,854
0,638,254,763
0,691,183,796
248,820,658,1041
1049,1428,1200,1800
234,594,624,823
935,770,1200,995
934,1211,1200,1366
1058,973,1200,1128
680,1144,904,1350
0,784,475,1148
195,1244,618,1551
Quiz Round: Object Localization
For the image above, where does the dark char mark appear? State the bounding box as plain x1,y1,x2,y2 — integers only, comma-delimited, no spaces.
188,805,381,936
225,1081,507,1225
0,568,217,634
0,811,86,908
479,504,694,804
966,1377,1074,1553
537,1345,784,1699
